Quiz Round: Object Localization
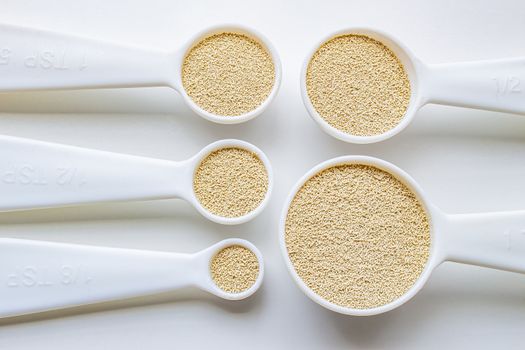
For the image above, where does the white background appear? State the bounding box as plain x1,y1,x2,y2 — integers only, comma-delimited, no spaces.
0,0,525,348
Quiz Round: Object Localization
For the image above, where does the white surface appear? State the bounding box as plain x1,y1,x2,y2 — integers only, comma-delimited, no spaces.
0,0,524,348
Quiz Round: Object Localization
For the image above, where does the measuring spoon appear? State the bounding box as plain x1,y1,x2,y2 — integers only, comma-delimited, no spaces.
0,23,281,123
301,28,525,143
0,238,264,318
280,155,525,315
0,135,273,225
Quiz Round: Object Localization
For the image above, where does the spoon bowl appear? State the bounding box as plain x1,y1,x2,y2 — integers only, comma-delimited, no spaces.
188,139,274,225
173,24,282,124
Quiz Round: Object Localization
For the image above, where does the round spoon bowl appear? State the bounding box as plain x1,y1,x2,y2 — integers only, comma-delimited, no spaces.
300,28,423,144
279,155,439,315
174,25,282,124
199,238,265,300
190,139,274,225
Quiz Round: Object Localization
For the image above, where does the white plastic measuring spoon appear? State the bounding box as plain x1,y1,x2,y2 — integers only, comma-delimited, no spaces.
301,28,525,144
0,23,282,123
0,238,264,318
0,135,273,225
280,155,525,316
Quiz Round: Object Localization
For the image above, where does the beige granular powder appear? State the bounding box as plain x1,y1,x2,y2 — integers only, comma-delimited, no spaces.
210,245,259,293
306,34,411,136
182,32,275,117
285,164,430,309
193,147,268,218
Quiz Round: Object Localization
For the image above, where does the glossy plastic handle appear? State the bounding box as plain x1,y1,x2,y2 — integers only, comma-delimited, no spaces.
440,210,525,273
0,238,205,317
0,135,193,210
0,23,173,91
424,58,525,114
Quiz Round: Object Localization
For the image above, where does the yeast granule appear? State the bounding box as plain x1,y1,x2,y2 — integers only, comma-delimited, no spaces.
193,147,268,218
285,164,430,309
211,245,259,293
306,34,411,136
182,32,275,117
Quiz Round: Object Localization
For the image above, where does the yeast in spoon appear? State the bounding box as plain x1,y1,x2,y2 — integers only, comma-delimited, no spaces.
285,164,430,309
306,34,411,137
211,245,260,294
182,32,275,117
194,147,268,218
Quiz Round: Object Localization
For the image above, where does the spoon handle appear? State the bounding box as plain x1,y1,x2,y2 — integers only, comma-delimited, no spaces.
440,210,525,273
0,238,204,318
424,57,525,114
0,135,191,211
0,23,172,91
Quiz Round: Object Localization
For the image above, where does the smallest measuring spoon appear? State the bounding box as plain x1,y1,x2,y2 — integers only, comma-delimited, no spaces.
0,238,264,318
